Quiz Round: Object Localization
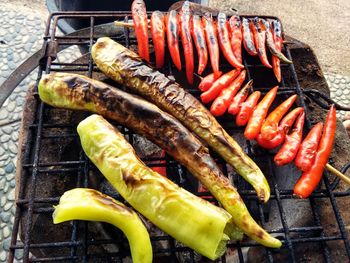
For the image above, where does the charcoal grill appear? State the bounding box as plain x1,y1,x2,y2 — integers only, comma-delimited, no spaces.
7,11,350,263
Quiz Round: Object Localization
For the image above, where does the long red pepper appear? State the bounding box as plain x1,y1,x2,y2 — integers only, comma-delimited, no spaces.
192,15,208,75
229,15,243,64
242,18,257,56
217,13,244,69
203,13,220,77
228,79,252,115
132,0,150,62
295,122,323,172
151,11,165,68
166,10,181,70
294,105,336,198
274,111,305,166
256,131,285,150
260,94,298,140
271,20,282,82
250,18,272,68
200,69,240,104
236,91,261,126
244,86,278,140
279,107,304,134
198,72,222,91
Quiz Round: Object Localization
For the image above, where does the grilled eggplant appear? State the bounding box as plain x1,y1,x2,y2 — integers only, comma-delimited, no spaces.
91,37,270,203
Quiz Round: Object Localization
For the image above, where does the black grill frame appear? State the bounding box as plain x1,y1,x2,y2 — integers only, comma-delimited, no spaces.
8,11,350,263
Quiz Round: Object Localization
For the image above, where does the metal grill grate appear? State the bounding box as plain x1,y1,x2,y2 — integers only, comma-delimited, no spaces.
8,11,350,262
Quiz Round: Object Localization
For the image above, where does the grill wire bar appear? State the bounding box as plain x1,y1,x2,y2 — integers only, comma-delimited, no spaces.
8,11,350,262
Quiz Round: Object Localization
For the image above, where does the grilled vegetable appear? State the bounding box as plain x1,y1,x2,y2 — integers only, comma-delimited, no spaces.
132,0,149,62
77,114,235,260
217,13,244,69
294,105,336,198
236,91,261,126
166,10,182,70
228,79,252,116
251,18,272,68
39,72,281,248
242,18,257,56
151,11,165,68
192,14,208,75
203,13,220,77
256,131,285,150
229,15,243,64
92,37,270,203
198,71,222,92
271,20,283,82
279,107,304,134
53,188,152,263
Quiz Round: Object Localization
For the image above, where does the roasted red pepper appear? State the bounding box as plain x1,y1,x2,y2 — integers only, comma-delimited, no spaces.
271,20,283,82
151,11,165,68
274,111,305,166
166,10,181,70
229,15,243,64
217,13,244,69
244,86,278,140
132,0,150,62
251,18,272,68
198,72,222,92
295,122,323,172
210,70,246,116
279,107,304,134
242,18,257,56
294,105,336,198
201,69,240,104
256,131,285,150
192,15,208,75
236,91,261,126
260,94,298,140
228,79,252,116
203,13,220,78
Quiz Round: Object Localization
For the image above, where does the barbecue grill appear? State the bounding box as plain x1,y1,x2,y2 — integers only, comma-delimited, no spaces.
7,11,350,262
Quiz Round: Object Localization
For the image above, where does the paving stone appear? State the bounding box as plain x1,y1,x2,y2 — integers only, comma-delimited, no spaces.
2,227,10,239
3,202,13,212
0,135,10,144
4,162,14,173
1,212,11,223
0,251,6,261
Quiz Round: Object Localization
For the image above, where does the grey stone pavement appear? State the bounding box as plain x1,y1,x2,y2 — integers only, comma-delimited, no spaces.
0,3,349,263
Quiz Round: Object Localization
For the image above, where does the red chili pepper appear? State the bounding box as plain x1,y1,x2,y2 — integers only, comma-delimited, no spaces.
271,20,282,82
279,107,304,135
191,15,208,75
295,122,323,172
229,15,243,64
132,0,150,62
166,10,182,70
256,131,285,150
210,70,246,116
217,13,244,69
228,79,253,116
251,18,272,68
294,105,336,198
241,17,257,56
236,91,261,126
200,69,240,104
244,86,278,140
151,11,165,69
260,94,298,140
198,72,222,92
274,111,305,166
202,13,220,78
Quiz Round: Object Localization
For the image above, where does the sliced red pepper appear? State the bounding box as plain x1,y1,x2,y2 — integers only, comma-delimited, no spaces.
198,72,222,92
295,122,323,172
279,107,304,135
250,18,272,68
256,130,285,150
260,94,298,140
294,105,336,198
132,0,150,62
236,91,261,126
244,86,278,140
228,79,252,116
242,18,257,56
229,15,243,64
217,13,244,69
166,10,182,70
210,70,246,116
274,111,305,166
201,69,240,104
191,15,208,75
151,11,165,69
271,20,282,82
202,13,220,78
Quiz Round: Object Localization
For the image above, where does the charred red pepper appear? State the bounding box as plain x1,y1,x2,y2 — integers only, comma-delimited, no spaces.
279,107,304,134
201,69,240,104
274,111,305,166
242,18,257,56
260,94,298,140
271,20,282,82
151,11,165,69
132,0,150,62
210,70,246,116
166,10,182,70
294,105,336,198
217,13,244,69
251,18,272,68
244,86,278,140
295,122,323,172
236,91,261,126
192,15,208,75
198,72,222,92
203,13,220,78
228,79,252,116
256,131,285,150
229,15,243,64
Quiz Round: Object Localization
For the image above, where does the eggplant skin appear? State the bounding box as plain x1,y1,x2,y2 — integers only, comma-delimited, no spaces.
91,37,270,203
